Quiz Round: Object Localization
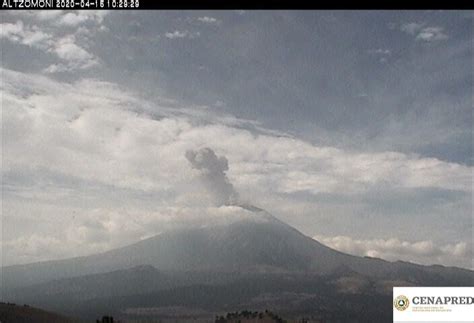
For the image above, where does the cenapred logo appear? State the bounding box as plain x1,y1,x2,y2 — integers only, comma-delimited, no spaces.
393,295,410,311
393,287,474,322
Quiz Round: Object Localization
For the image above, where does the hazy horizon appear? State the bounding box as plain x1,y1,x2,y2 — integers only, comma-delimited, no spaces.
0,10,472,270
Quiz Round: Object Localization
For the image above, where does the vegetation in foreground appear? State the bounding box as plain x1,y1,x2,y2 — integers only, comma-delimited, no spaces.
0,302,75,323
216,310,287,323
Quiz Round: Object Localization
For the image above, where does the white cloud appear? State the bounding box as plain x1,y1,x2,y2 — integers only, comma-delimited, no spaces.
314,235,472,269
36,10,64,20
10,10,108,27
2,68,472,266
368,48,392,63
45,35,98,72
0,21,52,50
197,16,221,25
0,21,24,37
2,205,264,265
415,27,448,42
2,234,71,265
58,11,108,26
165,30,200,39
401,22,448,42
2,12,106,73
368,48,391,55
401,22,424,35
3,68,471,195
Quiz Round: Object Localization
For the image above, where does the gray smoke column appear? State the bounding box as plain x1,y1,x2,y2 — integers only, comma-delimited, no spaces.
185,147,239,206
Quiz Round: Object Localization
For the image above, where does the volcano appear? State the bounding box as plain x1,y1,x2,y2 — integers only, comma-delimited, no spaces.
2,206,473,321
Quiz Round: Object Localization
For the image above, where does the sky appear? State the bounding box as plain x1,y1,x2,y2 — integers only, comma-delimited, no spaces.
0,10,472,269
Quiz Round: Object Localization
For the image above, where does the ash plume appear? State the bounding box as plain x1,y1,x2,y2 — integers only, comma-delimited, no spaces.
185,147,239,206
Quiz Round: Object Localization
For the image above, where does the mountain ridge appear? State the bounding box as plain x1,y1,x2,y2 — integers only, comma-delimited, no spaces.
2,205,472,292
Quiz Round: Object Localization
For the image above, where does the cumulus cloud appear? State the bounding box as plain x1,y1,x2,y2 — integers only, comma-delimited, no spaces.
2,12,105,73
415,27,448,42
165,30,200,39
0,21,52,50
314,235,472,269
185,148,239,206
10,10,108,27
367,48,392,63
400,22,448,42
368,48,391,55
45,35,99,72
197,16,221,25
58,11,107,26
400,22,424,35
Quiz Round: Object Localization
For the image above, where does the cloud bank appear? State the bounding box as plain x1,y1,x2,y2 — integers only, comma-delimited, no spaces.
314,235,472,269
1,67,471,268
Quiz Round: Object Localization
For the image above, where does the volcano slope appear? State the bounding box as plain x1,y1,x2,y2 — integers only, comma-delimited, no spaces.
3,206,473,321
